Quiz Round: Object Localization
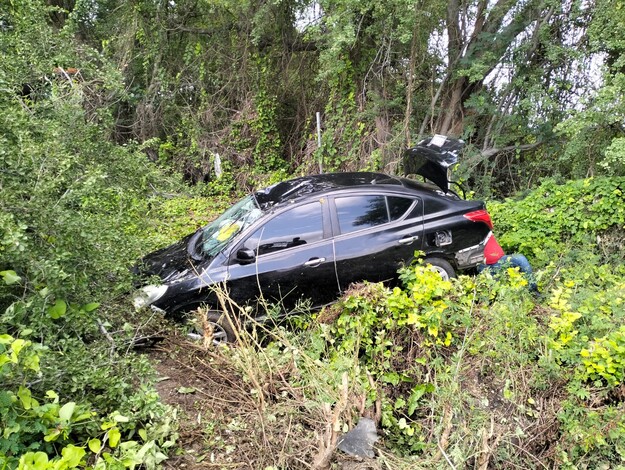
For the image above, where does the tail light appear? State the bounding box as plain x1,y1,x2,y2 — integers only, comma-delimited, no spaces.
463,209,494,229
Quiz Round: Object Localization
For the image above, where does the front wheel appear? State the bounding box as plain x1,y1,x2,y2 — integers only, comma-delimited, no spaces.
204,310,237,345
184,306,237,345
424,257,456,281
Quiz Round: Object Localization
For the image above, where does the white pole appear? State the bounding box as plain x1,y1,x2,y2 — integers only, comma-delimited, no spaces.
316,111,323,173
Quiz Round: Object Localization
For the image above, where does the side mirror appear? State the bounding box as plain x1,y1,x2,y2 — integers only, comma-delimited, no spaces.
236,248,256,264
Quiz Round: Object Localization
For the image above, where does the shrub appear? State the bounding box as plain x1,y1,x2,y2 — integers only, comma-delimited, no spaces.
488,177,625,264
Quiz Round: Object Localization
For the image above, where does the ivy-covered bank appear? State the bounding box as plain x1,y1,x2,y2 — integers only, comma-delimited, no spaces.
0,93,181,468
489,177,625,264
297,258,625,466
4,161,625,468
122,177,624,469
2,0,625,467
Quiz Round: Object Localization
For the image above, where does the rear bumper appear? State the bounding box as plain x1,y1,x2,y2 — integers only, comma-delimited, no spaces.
455,236,488,269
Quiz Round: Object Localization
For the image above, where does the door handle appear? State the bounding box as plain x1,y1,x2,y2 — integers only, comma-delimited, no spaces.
398,236,419,245
304,257,326,267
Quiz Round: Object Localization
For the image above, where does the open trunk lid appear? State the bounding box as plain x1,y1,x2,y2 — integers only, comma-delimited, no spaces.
403,135,464,194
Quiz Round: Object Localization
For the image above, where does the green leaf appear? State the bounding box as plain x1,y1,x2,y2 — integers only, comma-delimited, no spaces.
60,444,86,467
17,386,32,409
18,452,49,468
44,428,61,442
4,423,20,439
82,302,100,312
88,438,102,453
48,299,67,319
177,386,196,394
113,413,130,423
75,411,95,422
0,334,13,345
11,338,28,359
108,427,121,448
0,270,21,285
101,420,116,430
59,402,76,422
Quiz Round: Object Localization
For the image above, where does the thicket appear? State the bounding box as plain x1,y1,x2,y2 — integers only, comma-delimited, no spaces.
2,0,625,467
489,177,625,264
177,176,625,468
0,2,189,467
26,0,619,196
0,123,178,466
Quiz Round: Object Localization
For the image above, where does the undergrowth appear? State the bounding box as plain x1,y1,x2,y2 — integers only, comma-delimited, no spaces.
168,176,625,468
187,251,625,468
2,82,624,470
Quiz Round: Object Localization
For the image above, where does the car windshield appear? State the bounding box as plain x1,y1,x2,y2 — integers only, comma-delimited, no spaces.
197,195,263,257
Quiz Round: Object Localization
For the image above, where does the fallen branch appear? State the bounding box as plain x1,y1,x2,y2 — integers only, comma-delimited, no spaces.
481,142,543,159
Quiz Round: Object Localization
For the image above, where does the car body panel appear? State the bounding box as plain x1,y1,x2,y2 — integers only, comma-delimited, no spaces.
150,252,230,313
225,197,339,310
254,172,402,208
227,239,338,310
327,190,424,290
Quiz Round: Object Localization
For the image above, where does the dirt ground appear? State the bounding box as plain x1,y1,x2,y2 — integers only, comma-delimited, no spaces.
149,333,378,470
150,333,270,469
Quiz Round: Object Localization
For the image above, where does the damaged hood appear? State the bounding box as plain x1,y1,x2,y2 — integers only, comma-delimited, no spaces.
133,232,201,283
403,135,465,193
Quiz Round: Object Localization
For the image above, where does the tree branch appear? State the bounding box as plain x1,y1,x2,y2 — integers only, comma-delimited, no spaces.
481,142,543,159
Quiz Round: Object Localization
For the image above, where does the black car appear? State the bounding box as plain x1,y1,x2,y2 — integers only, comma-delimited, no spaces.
133,137,495,342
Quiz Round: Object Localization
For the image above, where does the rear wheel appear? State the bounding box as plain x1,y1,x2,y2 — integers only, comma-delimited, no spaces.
424,257,456,281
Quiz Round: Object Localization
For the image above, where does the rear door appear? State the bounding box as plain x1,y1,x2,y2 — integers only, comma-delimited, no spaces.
331,193,424,292
227,199,339,311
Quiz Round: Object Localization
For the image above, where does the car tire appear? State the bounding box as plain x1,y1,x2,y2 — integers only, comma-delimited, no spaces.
182,305,237,345
203,310,237,345
425,257,456,281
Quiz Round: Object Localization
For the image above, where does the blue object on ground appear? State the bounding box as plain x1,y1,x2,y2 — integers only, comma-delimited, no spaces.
478,253,538,293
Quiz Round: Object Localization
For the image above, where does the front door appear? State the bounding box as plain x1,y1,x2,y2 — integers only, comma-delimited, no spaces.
227,200,339,313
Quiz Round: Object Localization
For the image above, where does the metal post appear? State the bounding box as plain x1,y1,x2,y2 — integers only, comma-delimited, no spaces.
316,111,323,173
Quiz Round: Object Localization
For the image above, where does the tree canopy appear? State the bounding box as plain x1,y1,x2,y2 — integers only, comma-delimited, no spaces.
2,0,621,195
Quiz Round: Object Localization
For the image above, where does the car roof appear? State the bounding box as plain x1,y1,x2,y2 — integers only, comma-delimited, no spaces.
253,172,444,208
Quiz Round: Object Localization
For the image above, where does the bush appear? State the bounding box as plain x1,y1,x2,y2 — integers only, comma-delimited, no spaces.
0,4,185,465
488,177,625,264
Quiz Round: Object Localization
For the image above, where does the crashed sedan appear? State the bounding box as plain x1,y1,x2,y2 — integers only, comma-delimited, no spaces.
133,136,496,342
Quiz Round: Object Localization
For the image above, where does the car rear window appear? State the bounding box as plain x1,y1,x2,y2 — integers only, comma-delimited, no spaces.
388,196,415,220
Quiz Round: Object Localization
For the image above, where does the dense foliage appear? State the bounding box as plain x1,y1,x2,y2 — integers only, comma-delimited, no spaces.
4,0,616,196
489,177,625,264
0,2,185,467
203,180,624,467
292,252,625,467
1,0,625,467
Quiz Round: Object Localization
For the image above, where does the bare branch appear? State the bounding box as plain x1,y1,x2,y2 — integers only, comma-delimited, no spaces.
481,142,543,159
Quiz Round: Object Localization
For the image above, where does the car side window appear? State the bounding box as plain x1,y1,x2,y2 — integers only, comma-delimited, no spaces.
335,195,389,234
242,202,324,256
388,196,415,221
